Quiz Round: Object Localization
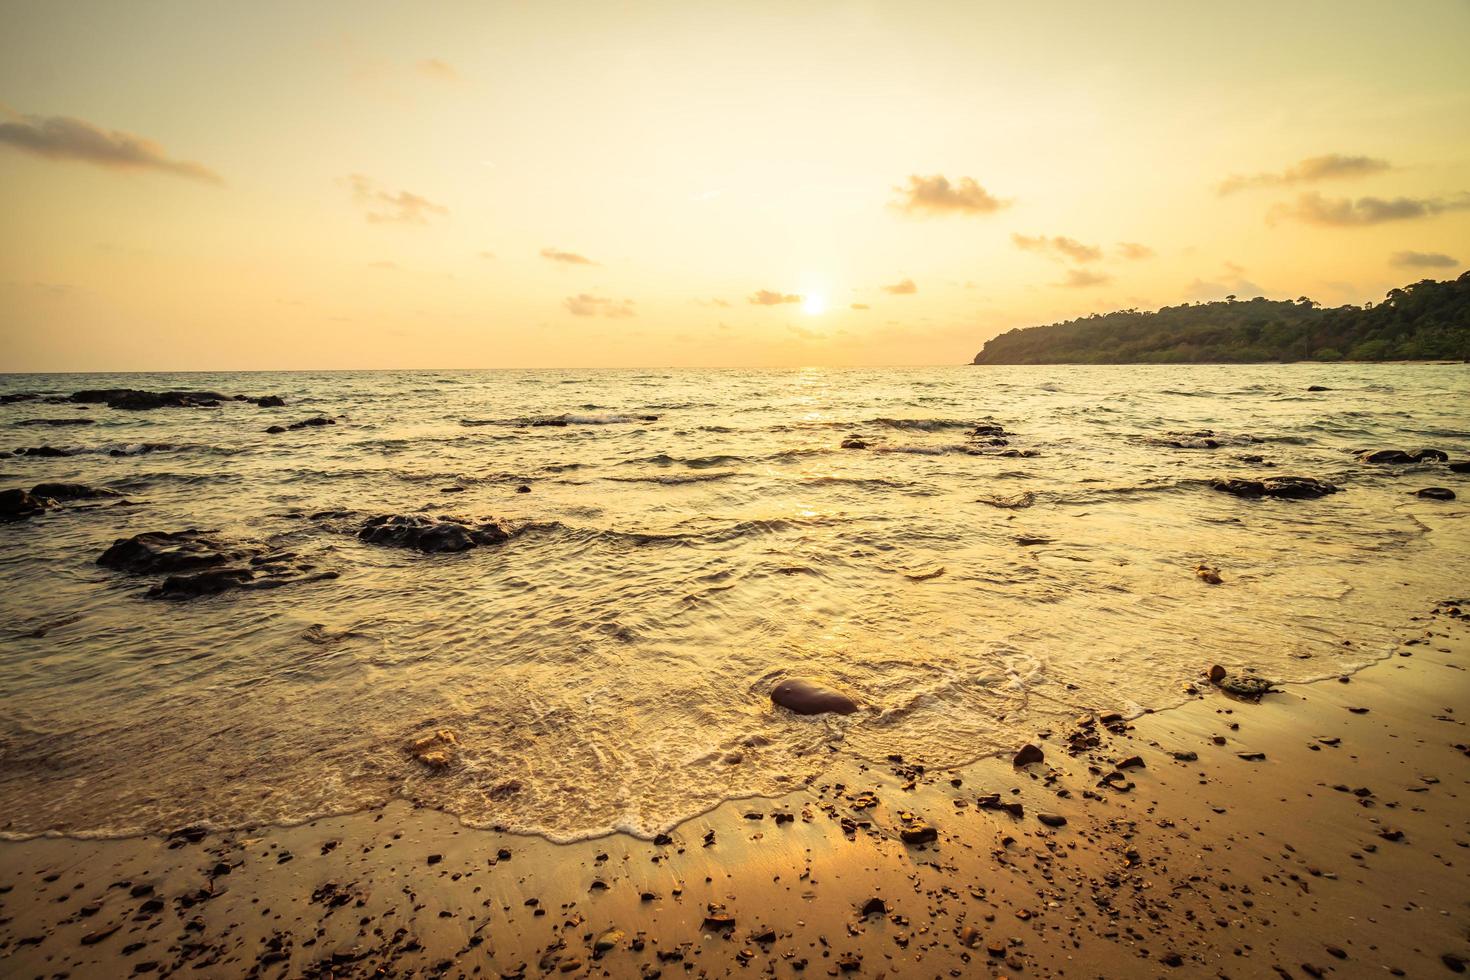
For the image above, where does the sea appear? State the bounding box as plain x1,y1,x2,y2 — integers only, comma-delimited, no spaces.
0,364,1466,842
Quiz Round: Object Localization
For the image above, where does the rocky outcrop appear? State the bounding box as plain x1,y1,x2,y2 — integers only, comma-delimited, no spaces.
1416,487,1456,500
770,678,858,715
1357,448,1448,464
1211,476,1341,500
98,529,337,599
1,488,52,522
1150,430,1261,450
11,446,73,457
67,389,288,410
266,417,335,434
357,514,514,553
30,483,121,501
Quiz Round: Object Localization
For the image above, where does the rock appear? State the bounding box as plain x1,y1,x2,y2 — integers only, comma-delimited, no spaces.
1212,476,1341,500
1306,385,1330,392
1359,448,1447,464
516,485,531,493
269,416,335,433
840,437,868,450
860,897,887,916
1451,461,1470,474
1195,564,1223,584
1171,750,1198,762
99,530,337,599
703,907,736,930
1211,671,1277,701
98,530,238,574
977,491,1036,509
1416,487,1456,500
899,822,938,844
70,388,230,410
1116,755,1145,770
254,395,286,408
1013,743,1045,767
770,678,858,715
358,514,514,553
1037,813,1067,827
2,488,53,521
16,417,94,426
408,730,459,769
31,482,120,501
12,446,73,457
593,929,623,953
1208,664,1227,683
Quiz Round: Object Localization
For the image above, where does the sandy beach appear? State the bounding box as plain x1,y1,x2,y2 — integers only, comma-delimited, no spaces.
2,601,1465,979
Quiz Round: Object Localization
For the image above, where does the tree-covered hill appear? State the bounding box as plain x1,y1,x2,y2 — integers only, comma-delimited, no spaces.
971,272,1470,364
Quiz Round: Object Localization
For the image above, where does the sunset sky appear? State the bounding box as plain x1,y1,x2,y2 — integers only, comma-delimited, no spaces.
2,0,1469,371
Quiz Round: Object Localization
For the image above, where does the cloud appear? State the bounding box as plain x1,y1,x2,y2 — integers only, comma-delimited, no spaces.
367,260,398,270
0,112,221,183
1012,233,1102,263
850,303,870,310
1116,242,1155,260
1218,154,1390,195
1272,191,1470,227
1184,263,1266,301
893,174,1008,216
540,247,597,265
341,174,448,223
882,278,917,295
1057,269,1110,288
564,294,635,318
749,289,802,306
415,59,459,82
1390,250,1459,269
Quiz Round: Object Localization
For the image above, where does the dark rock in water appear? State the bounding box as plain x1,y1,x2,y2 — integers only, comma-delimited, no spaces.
1306,385,1330,392
99,530,337,599
995,448,1040,458
108,442,173,456
98,530,240,575
1013,743,1045,767
13,446,73,457
1416,487,1456,500
70,389,230,410
1359,448,1447,464
253,395,286,408
1211,476,1340,500
516,484,531,493
1450,460,1470,473
1,392,40,404
770,678,858,715
978,491,1036,509
16,417,94,426
358,514,513,553
269,416,335,433
31,483,120,501
970,423,1007,437
439,486,466,494
1,488,53,522
840,436,869,450
530,418,569,427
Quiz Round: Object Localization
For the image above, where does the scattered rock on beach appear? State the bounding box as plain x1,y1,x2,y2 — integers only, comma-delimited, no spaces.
98,530,239,575
408,730,458,770
1013,743,1045,767
1037,812,1067,827
1416,487,1456,500
770,678,858,715
1208,668,1277,701
358,514,514,553
1195,564,1223,584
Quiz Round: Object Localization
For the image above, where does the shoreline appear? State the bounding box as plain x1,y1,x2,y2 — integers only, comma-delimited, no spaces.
2,604,1467,978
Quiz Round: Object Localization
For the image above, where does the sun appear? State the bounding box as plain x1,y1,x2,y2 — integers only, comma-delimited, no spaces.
802,293,827,315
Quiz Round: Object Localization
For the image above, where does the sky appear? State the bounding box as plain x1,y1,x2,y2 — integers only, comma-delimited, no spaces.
2,0,1469,371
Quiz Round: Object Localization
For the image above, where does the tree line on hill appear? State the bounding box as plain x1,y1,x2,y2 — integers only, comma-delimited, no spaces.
971,271,1470,364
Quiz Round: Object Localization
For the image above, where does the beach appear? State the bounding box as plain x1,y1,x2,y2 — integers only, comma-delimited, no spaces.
2,602,1465,978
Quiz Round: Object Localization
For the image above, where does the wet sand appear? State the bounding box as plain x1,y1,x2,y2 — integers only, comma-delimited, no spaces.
1,604,1466,979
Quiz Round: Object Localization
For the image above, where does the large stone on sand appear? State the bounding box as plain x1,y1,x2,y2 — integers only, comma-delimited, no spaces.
770,678,858,715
